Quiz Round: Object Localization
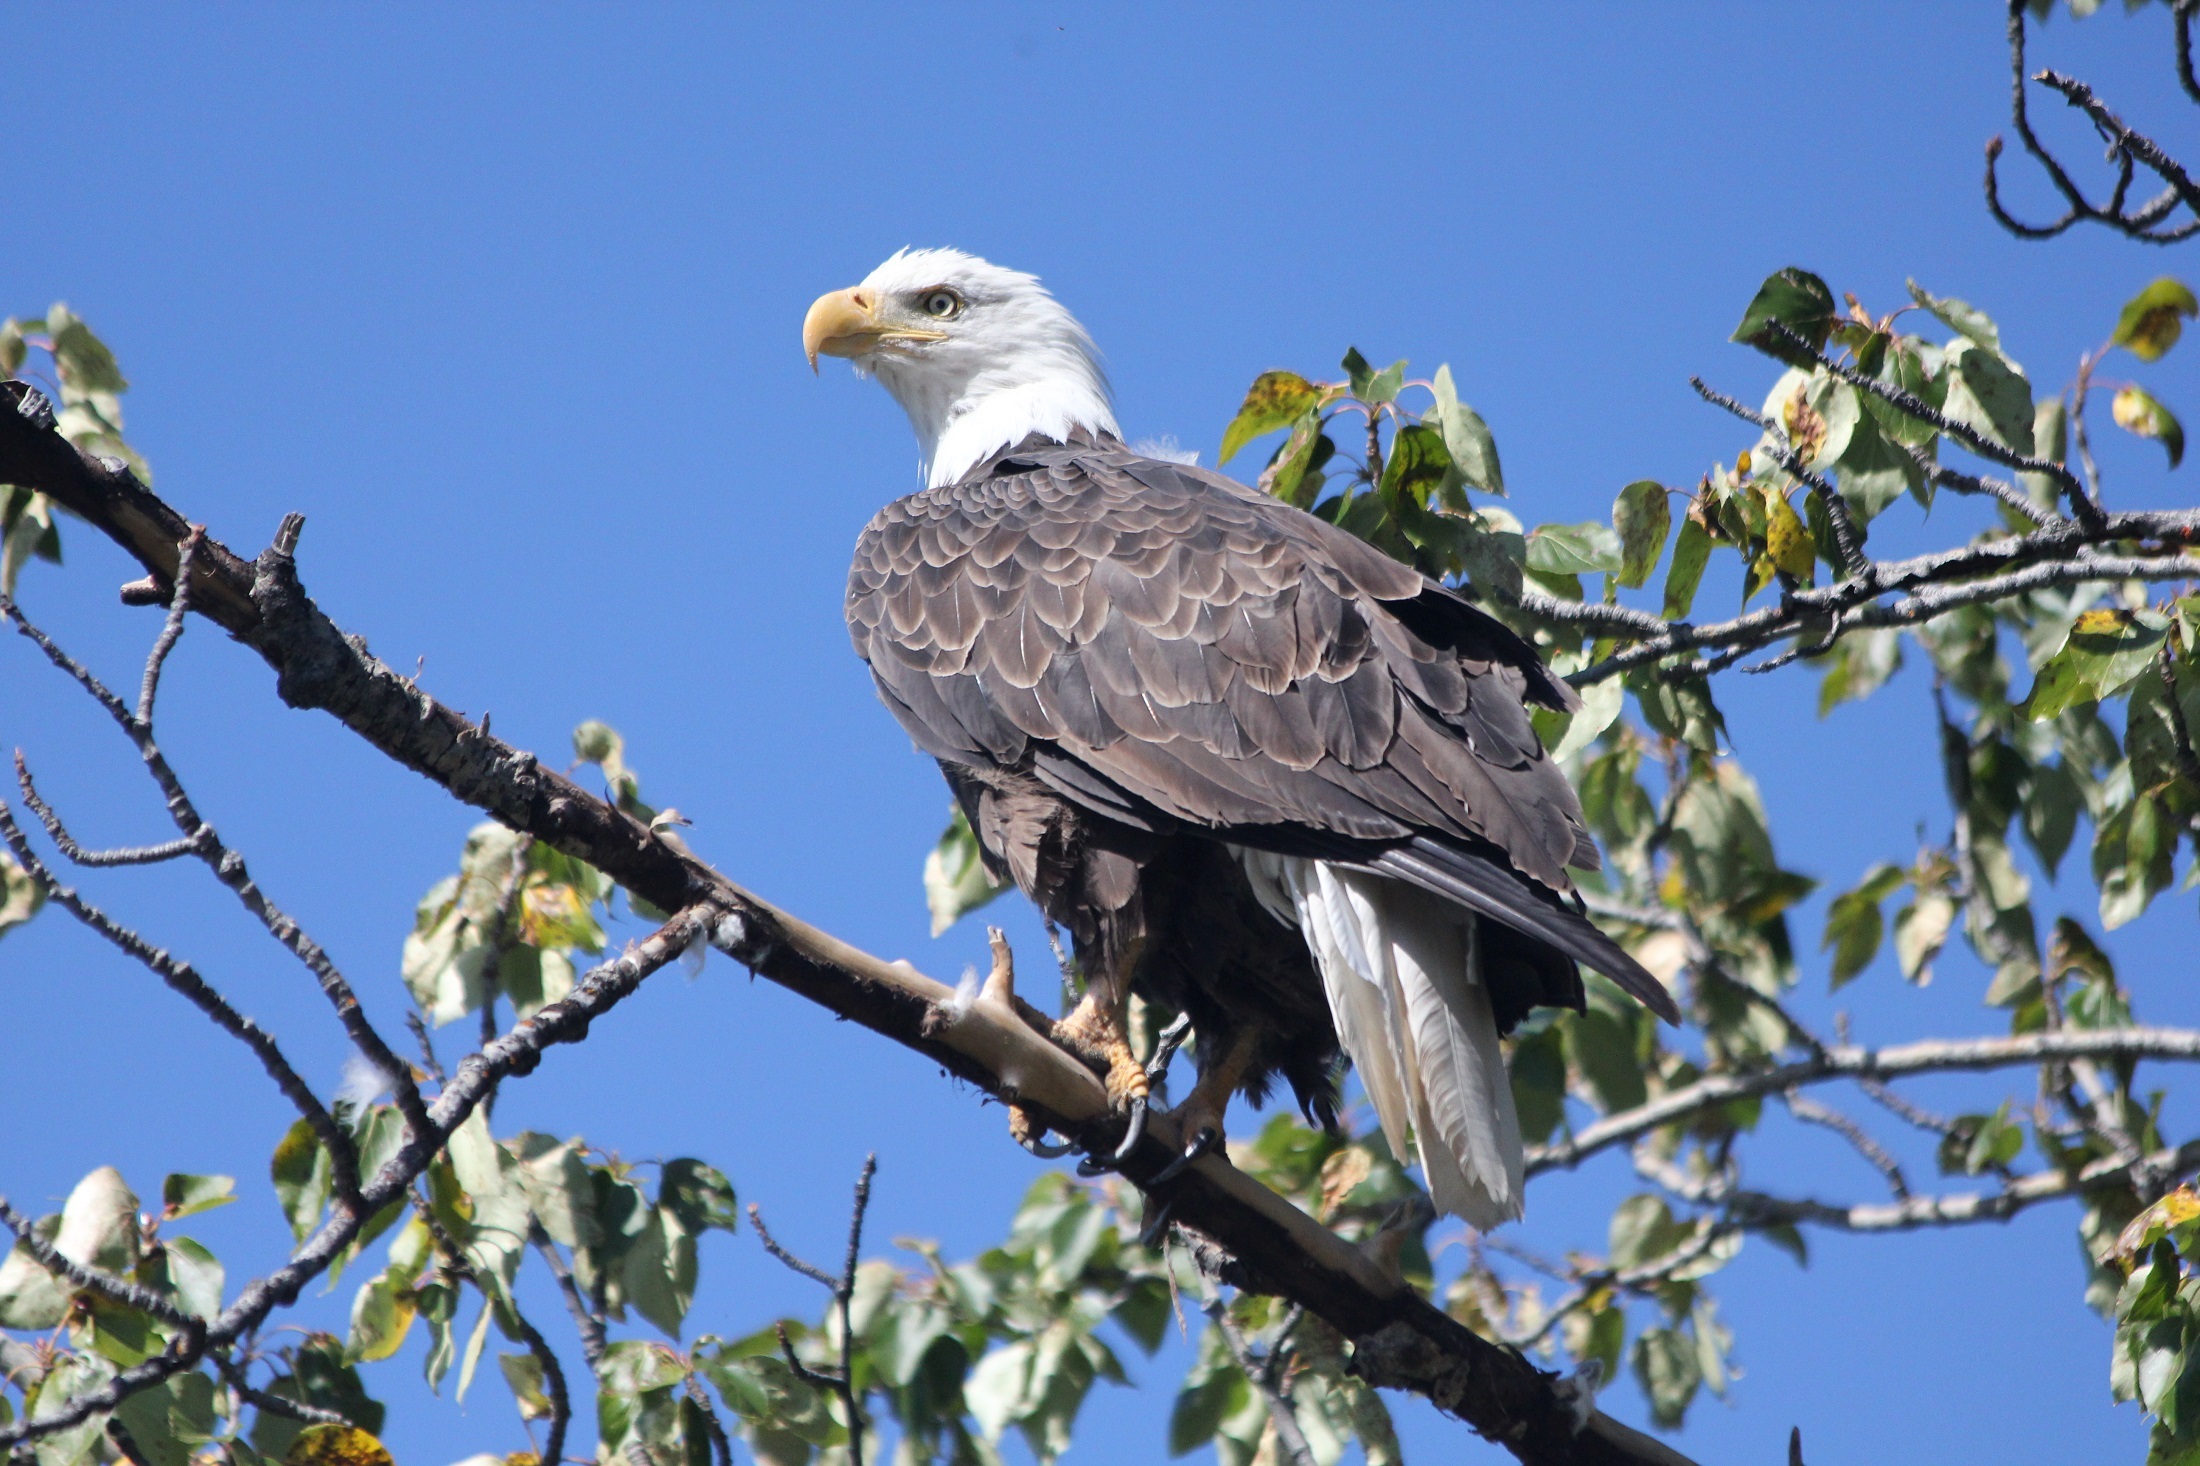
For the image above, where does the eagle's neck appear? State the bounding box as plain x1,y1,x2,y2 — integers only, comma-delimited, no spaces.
871,347,1118,488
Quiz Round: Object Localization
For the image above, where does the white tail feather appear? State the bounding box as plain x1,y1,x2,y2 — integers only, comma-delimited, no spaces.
1236,849,1527,1230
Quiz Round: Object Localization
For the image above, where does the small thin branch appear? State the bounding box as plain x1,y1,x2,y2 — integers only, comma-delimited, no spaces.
747,1155,876,1466
1198,1275,1315,1466
0,1197,201,1332
0,799,363,1206
1985,1,2200,244
1781,1091,1909,1200
212,1356,350,1429
406,1011,448,1088
530,1223,607,1371
1530,1026,2200,1177
137,528,200,725
1857,1078,1955,1138
1912,453,2059,527
684,1376,733,1466
13,759,195,866
1762,325,2104,526
745,1208,840,1293
1646,1131,2200,1236
1688,380,1868,581
1,588,433,1150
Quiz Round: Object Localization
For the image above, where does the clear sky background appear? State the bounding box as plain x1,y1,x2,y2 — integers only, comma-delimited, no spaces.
6,5,2199,1464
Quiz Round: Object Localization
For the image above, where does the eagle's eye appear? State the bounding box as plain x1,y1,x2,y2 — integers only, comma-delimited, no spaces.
919,289,963,320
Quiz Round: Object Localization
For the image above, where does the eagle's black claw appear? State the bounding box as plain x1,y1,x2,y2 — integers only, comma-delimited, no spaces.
1145,1013,1194,1087
1017,1131,1078,1159
1137,1195,1178,1250
1150,1125,1220,1185
1074,1095,1149,1176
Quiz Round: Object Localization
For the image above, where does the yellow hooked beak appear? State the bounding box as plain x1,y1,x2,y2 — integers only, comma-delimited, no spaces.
802,287,948,371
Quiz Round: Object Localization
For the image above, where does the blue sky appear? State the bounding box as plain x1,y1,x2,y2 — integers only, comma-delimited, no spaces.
5,4,2199,1463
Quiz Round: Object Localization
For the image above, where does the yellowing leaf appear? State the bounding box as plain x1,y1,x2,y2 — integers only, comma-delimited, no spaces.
2115,1186,2200,1262
2112,277,2199,363
1763,489,1815,583
284,1425,393,1466
2111,383,2185,468
1218,370,1322,465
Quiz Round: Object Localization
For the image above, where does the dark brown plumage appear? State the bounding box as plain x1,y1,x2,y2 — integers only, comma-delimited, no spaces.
847,429,1676,1147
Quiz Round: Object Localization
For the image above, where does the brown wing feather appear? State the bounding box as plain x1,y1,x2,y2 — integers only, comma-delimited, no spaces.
846,435,1594,892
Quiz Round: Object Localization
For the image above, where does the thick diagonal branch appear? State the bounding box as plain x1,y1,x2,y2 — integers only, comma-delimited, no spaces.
0,377,1681,1466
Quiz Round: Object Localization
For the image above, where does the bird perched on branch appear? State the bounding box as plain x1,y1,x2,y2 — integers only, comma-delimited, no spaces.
807,249,1675,1228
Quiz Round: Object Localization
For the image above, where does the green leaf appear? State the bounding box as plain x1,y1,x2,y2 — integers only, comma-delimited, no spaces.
1571,1008,1646,1114
1509,1023,1567,1146
1633,1325,1702,1430
1816,627,1902,715
160,1174,236,1220
2114,384,2185,468
2022,759,2085,877
1342,348,1405,406
0,849,44,941
55,1166,140,1275
1218,371,1322,465
923,805,1003,937
2112,277,2199,362
1906,279,2002,352
1862,334,1945,449
1611,481,1670,589
1525,521,1623,576
0,1219,68,1330
967,1339,1036,1441
1822,863,1904,987
1429,365,1504,496
1662,516,1712,620
1732,267,1836,367
112,1370,217,1466
658,1158,738,1235
1378,423,1454,507
345,1275,416,1364
499,1352,553,1421
1893,889,1957,984
159,1239,225,1322
2097,792,2178,929
2022,609,2171,720
1941,339,2034,454
1627,670,1724,754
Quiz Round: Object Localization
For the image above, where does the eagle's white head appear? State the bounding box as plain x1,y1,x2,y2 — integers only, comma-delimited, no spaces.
804,248,1118,488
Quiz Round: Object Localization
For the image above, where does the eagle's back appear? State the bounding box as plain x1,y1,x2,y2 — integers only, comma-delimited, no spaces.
845,434,1596,892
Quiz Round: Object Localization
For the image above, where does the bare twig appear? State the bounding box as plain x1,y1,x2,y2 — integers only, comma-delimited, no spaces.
0,586,433,1149
0,1197,201,1332
530,1222,607,1370
0,799,364,1206
747,1156,877,1466
1781,1091,1909,1201
212,1356,351,1429
1985,0,2200,244
1529,1026,2200,1177
1197,1272,1315,1466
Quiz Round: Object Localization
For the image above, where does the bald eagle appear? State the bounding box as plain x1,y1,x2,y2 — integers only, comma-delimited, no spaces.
808,250,1674,1227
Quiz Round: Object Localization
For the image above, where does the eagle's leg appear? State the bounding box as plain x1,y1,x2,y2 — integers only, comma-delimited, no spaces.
1150,1026,1259,1184
1051,990,1151,1109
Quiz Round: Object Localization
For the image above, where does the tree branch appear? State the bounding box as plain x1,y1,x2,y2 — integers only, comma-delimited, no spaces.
0,904,714,1453
0,1198,201,1333
1530,1027,2200,1177
1984,0,2200,244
